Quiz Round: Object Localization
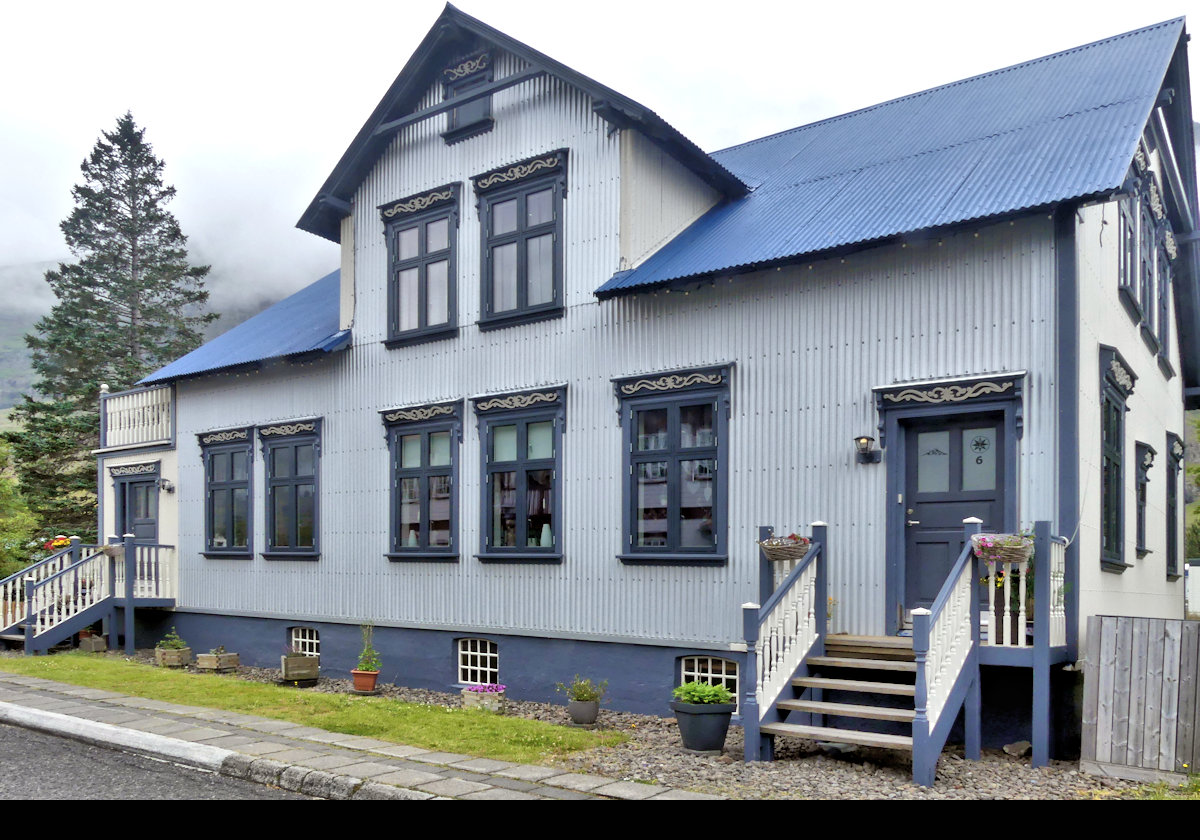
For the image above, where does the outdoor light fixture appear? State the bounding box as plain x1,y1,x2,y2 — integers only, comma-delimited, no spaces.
156,478,175,493
854,435,881,464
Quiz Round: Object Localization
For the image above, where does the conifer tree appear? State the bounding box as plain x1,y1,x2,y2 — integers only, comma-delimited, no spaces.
5,113,216,540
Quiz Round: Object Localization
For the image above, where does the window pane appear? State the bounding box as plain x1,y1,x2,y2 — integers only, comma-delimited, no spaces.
526,234,554,306
526,188,553,226
637,409,668,451
274,490,292,547
397,226,419,261
429,431,451,466
231,450,247,481
398,267,419,332
961,428,996,492
296,444,315,477
637,462,669,547
232,488,248,548
400,434,421,469
400,477,421,546
426,218,449,253
527,421,553,459
681,459,716,547
492,199,518,235
297,484,315,547
272,447,291,478
492,471,516,546
916,431,951,494
492,425,517,462
212,490,229,548
527,469,554,547
681,404,714,448
212,451,230,482
491,243,518,312
427,260,449,326
429,475,451,547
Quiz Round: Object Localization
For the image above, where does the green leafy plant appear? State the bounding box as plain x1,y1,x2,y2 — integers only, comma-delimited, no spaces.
556,674,608,702
157,627,188,650
672,681,734,705
356,622,381,672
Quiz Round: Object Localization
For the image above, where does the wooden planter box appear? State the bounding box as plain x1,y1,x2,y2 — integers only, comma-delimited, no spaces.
280,654,320,682
461,688,506,712
155,647,191,668
196,652,240,672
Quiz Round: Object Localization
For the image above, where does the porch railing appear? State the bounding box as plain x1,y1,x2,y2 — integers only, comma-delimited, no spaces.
0,537,96,632
983,521,1069,649
742,522,827,761
99,384,173,449
113,544,176,601
912,518,982,787
25,551,110,639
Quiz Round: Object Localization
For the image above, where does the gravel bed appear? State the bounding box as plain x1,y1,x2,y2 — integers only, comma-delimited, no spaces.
92,651,1137,799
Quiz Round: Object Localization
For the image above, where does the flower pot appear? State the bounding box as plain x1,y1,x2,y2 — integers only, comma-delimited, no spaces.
670,700,735,754
351,669,380,693
155,647,191,668
280,653,320,683
461,688,506,712
196,652,240,672
568,699,600,726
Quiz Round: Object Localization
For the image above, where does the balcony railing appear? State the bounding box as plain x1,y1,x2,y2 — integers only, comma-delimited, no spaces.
99,384,173,450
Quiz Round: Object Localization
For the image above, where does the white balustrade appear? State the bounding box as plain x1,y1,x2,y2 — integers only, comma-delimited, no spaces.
1,545,80,631
102,385,173,448
756,557,819,718
1049,538,1067,648
113,545,176,600
29,554,110,636
984,558,1028,647
925,556,973,729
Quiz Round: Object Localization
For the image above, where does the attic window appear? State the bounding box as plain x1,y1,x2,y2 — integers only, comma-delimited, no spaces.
442,52,494,145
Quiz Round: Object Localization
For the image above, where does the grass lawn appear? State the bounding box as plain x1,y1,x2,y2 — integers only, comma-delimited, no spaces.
1135,775,1200,800
0,653,625,764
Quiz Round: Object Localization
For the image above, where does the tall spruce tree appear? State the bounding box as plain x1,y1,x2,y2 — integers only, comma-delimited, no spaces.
6,113,216,540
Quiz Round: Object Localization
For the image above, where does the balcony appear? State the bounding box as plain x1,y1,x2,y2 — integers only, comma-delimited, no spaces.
98,384,174,451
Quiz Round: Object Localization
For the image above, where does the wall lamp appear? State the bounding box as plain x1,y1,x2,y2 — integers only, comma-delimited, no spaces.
854,435,881,464
156,478,175,493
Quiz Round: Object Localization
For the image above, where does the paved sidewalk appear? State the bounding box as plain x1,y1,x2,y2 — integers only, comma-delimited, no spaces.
0,672,721,800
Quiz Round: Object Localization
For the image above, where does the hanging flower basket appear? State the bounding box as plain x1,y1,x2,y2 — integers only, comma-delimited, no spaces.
756,534,811,563
971,533,1033,565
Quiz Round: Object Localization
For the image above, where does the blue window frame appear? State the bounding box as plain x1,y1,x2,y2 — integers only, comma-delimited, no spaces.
1100,348,1135,573
380,185,458,347
473,151,567,331
381,402,461,561
615,367,731,565
472,388,565,562
1135,441,1155,559
441,52,494,145
198,427,252,558
260,420,321,560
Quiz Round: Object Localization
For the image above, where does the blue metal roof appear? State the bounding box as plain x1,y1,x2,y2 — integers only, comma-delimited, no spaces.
139,270,350,385
596,18,1187,297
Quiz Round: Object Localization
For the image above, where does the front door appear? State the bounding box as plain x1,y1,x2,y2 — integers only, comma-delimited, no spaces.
118,479,159,544
903,415,1003,612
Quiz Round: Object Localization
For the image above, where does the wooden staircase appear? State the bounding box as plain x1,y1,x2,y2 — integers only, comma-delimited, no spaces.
761,635,918,752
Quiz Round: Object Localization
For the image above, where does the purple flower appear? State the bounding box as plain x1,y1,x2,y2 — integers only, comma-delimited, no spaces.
466,683,506,693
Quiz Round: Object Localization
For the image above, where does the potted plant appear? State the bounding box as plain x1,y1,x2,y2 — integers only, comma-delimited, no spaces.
154,627,191,668
350,622,382,694
196,644,240,673
461,683,507,712
280,646,320,684
670,681,736,754
556,674,607,726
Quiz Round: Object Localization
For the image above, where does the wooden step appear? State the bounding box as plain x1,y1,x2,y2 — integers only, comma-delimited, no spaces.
825,635,915,661
793,676,916,696
761,722,913,751
807,656,916,673
778,698,915,723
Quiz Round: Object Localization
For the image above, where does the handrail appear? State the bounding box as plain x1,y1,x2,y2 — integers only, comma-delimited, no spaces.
26,553,110,639
0,538,88,631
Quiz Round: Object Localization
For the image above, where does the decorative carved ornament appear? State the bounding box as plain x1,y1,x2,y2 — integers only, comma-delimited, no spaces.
444,53,489,82
620,372,724,396
1149,179,1165,220
1143,449,1156,470
1173,439,1185,460
1133,145,1148,173
259,422,316,438
476,391,559,412
109,462,158,477
199,428,248,445
1165,229,1178,260
381,188,454,219
474,153,562,192
881,380,1014,405
1109,358,1134,392
383,404,456,423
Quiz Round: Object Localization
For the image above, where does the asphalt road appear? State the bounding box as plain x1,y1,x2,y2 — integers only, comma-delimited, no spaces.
0,723,309,800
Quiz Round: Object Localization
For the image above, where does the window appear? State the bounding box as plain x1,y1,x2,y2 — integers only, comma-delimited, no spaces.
1167,433,1184,578
441,52,493,144
472,388,565,562
380,185,458,346
1117,157,1178,368
616,367,731,563
473,150,567,330
1100,348,1135,573
1135,442,1155,558
198,428,252,557
381,402,461,561
458,638,498,685
680,656,739,712
260,420,321,559
1157,237,1176,378
290,626,320,658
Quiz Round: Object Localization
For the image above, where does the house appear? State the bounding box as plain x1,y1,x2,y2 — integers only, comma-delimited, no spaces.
10,7,1195,783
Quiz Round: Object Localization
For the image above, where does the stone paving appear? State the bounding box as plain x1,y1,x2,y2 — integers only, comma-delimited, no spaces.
0,672,722,801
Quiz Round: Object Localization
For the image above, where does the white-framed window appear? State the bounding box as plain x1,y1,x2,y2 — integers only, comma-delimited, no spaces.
290,626,320,658
458,638,498,685
680,655,739,711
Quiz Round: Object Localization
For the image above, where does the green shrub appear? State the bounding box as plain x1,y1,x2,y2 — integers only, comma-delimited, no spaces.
556,674,608,702
672,680,734,705
157,627,188,650
356,622,382,672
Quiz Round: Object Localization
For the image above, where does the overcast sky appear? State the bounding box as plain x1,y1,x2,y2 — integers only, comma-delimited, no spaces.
2,0,1197,320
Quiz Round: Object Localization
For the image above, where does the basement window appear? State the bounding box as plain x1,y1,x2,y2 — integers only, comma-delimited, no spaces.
680,655,739,712
289,626,320,658
458,638,498,685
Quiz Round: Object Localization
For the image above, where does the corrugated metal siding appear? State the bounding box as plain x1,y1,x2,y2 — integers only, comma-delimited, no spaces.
175,206,1058,643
